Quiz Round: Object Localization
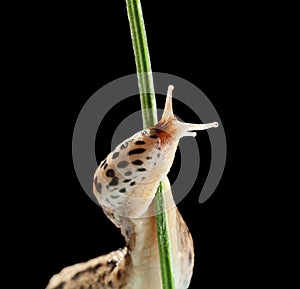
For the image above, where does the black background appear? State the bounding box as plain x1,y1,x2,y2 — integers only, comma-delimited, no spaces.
15,1,281,288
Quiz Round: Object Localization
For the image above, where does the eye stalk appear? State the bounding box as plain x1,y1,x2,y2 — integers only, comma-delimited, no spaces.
160,85,175,121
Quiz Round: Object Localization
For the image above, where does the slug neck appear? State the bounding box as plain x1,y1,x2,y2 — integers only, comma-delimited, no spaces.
122,180,177,289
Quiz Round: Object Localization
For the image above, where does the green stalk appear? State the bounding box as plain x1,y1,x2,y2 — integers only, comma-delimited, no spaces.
125,1,175,289
125,0,157,128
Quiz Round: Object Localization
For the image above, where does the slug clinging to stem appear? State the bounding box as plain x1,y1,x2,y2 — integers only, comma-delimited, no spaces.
46,85,218,289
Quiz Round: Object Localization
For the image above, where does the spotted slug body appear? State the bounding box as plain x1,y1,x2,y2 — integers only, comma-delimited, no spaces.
46,86,218,289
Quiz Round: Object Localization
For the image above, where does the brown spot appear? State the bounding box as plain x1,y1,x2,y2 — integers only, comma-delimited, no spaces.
117,269,123,280
132,159,143,165
107,260,117,272
106,169,115,178
94,177,102,193
137,168,146,172
189,252,193,265
112,152,119,159
135,140,145,145
128,148,146,155
117,161,129,168
109,177,119,186
72,271,82,280
100,159,107,168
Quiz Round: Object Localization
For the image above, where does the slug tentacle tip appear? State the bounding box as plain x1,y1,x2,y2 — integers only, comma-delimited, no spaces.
167,84,174,93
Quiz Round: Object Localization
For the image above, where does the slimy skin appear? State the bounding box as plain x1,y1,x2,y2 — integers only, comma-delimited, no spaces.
46,85,218,289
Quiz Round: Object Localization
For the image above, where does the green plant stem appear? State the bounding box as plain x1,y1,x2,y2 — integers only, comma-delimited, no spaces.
125,0,157,128
125,1,175,289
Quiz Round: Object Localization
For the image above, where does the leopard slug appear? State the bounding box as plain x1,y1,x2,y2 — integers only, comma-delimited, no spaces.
46,85,218,289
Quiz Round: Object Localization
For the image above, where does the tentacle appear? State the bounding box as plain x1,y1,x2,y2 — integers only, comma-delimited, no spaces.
178,121,219,137
161,85,175,121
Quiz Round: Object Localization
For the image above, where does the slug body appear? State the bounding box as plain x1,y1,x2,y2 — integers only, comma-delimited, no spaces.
46,86,218,289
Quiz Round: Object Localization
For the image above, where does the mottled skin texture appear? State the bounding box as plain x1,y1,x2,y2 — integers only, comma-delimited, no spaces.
46,248,129,289
46,86,218,289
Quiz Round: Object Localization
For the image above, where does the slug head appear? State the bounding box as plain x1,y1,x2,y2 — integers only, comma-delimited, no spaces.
155,85,218,144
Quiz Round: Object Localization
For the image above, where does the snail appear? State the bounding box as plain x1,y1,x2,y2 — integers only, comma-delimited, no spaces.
46,85,218,289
